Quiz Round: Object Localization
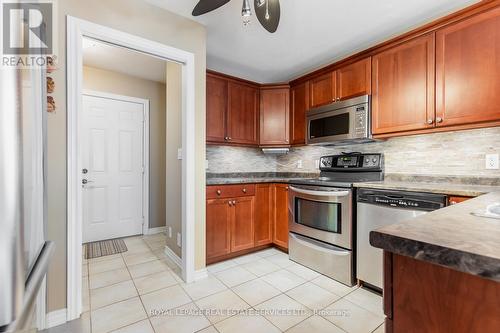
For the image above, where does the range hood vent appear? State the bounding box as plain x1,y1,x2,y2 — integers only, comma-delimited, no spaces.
262,148,289,155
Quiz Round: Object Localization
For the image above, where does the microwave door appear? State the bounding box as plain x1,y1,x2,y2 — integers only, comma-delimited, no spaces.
307,108,354,144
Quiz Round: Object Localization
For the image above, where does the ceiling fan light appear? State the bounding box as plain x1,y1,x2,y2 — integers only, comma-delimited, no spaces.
242,0,252,17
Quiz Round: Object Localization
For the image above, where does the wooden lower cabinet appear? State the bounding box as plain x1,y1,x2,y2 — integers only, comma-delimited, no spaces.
254,184,273,246
231,196,255,252
448,196,472,205
206,199,232,259
273,184,289,249
384,252,500,332
206,183,289,262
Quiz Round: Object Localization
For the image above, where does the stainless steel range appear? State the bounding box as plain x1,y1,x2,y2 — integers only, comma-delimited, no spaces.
288,153,383,286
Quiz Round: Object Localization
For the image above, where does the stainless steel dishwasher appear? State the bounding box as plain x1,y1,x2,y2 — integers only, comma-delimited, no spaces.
356,188,447,290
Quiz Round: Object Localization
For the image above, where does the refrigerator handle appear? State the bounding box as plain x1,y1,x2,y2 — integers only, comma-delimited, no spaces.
3,241,55,333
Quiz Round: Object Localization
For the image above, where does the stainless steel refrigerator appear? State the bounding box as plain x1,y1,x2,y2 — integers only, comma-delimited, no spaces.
0,65,55,331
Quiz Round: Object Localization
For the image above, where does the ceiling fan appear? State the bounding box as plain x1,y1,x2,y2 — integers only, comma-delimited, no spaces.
192,0,281,33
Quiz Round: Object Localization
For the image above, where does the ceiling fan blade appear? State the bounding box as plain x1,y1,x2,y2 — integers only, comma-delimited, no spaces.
192,0,231,16
254,0,280,33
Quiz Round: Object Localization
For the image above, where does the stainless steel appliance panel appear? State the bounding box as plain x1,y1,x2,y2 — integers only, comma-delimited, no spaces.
289,233,355,286
356,203,426,289
306,95,372,145
289,185,352,250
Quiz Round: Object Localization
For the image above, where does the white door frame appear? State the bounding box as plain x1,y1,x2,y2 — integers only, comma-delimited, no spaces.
82,90,150,238
67,16,197,321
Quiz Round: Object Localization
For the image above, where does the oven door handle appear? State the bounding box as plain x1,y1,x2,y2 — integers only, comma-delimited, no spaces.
289,186,350,198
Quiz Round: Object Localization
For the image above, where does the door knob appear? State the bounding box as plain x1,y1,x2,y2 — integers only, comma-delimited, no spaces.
82,179,94,185
82,168,88,174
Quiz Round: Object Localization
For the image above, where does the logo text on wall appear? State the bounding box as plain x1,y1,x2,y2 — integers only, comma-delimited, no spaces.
1,0,57,68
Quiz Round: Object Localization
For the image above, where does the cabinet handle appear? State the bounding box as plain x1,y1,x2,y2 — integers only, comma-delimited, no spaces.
224,137,229,141
228,200,232,206
216,190,221,196
450,200,457,205
427,119,434,125
285,186,289,191
228,137,232,140
436,117,443,123
242,188,247,193
232,200,236,205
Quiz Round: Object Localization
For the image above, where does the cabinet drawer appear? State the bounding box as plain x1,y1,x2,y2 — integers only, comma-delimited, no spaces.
207,184,256,199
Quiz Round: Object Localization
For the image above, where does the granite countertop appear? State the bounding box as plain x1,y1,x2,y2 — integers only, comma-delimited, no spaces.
206,172,318,185
370,192,500,282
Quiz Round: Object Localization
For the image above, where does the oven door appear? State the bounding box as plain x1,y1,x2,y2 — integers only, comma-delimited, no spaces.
288,185,352,250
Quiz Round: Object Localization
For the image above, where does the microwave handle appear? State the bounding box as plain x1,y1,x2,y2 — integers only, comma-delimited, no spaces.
289,186,350,198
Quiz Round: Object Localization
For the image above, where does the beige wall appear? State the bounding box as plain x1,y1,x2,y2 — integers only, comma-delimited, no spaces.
165,63,183,257
47,0,206,312
82,65,167,229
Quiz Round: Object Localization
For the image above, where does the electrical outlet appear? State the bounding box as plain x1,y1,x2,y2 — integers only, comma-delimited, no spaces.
485,154,499,170
177,233,182,247
296,160,303,169
168,226,172,238
177,148,182,160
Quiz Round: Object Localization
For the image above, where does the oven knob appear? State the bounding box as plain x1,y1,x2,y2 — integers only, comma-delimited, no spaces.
372,158,377,163
365,158,370,163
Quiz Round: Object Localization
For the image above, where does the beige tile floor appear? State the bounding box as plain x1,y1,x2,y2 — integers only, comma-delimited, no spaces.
55,234,385,333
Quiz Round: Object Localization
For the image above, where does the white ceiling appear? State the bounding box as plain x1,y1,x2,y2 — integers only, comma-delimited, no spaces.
82,37,167,83
145,0,478,83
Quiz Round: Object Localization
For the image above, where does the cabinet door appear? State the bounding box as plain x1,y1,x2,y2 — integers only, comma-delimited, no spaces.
227,82,259,145
206,74,227,143
260,87,290,146
436,7,500,127
310,71,336,108
290,81,309,145
206,199,231,260
337,58,371,100
231,196,255,252
372,34,435,135
273,184,289,249
254,184,273,246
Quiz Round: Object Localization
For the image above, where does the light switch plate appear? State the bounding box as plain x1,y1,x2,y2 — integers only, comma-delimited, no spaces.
485,154,499,169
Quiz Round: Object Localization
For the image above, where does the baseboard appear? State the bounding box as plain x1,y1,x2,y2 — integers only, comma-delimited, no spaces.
194,268,209,281
46,308,67,329
163,245,182,268
145,226,167,235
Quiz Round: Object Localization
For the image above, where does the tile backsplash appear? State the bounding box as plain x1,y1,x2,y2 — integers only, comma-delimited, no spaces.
207,127,500,177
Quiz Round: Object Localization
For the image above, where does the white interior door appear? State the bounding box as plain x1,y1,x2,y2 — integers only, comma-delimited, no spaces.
82,94,145,243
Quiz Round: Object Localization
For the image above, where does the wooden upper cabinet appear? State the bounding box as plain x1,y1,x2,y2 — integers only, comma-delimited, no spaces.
254,184,273,246
290,81,309,145
436,7,500,127
231,196,255,252
227,81,259,145
206,74,227,143
259,86,290,146
310,71,336,108
337,58,371,100
206,199,231,260
372,34,435,135
273,184,289,249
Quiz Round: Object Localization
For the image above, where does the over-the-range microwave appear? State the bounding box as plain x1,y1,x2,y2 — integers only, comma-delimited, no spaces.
306,95,374,145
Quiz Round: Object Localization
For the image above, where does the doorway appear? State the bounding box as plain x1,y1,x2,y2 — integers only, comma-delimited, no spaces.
81,92,149,243
66,16,197,322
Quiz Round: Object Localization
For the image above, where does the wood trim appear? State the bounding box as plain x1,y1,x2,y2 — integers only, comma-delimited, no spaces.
289,0,500,86
373,120,500,139
383,251,393,319
206,244,273,265
207,70,260,88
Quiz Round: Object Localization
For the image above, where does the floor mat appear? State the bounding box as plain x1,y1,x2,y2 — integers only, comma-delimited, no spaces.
84,238,128,259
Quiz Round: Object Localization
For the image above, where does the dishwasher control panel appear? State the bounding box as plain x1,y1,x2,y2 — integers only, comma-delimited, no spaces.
357,188,447,212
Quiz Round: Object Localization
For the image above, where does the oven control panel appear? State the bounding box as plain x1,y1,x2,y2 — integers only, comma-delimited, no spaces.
319,153,382,171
